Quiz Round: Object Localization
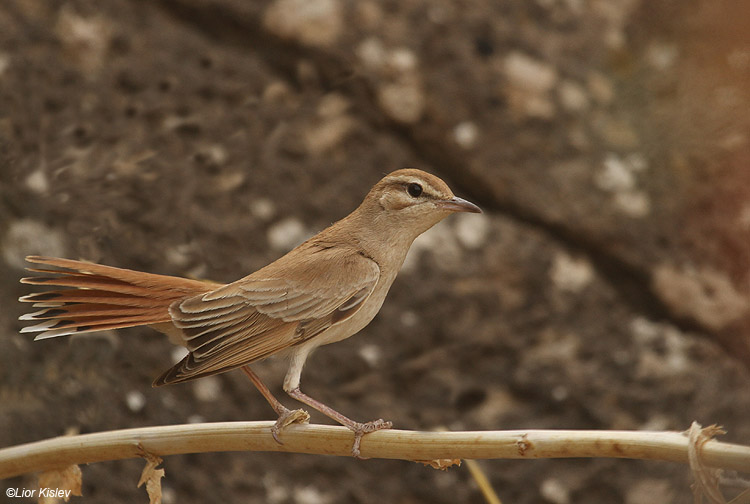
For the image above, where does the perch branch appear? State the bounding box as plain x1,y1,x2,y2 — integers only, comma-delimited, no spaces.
1,422,748,479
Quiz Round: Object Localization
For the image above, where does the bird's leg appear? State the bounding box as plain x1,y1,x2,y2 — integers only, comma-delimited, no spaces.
240,366,309,444
286,387,392,459
283,347,392,457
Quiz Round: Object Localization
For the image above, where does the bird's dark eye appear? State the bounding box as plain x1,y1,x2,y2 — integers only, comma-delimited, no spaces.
407,183,423,197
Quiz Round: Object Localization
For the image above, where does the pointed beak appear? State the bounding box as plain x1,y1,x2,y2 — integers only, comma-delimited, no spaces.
437,196,482,214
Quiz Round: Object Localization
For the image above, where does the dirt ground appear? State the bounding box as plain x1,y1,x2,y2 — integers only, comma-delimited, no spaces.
1,0,749,502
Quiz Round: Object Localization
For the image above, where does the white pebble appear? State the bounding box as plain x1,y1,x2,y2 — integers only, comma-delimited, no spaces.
400,310,419,327
652,264,749,331
199,144,228,166
604,26,626,50
55,9,111,74
595,154,635,192
551,385,569,402
614,190,651,218
503,52,558,92
293,485,332,504
250,198,277,221
377,79,425,124
125,390,146,412
263,474,290,504
557,80,589,112
165,244,192,268
454,213,489,250
389,47,418,72
262,81,294,104
161,487,177,504
402,220,461,271
356,37,386,69
630,316,661,345
540,478,570,504
316,93,350,118
25,169,49,194
550,252,594,292
193,376,221,402
453,121,479,149
638,415,672,431
304,115,356,155
646,41,679,71
267,217,310,252
2,219,66,269
358,344,381,368
263,0,342,47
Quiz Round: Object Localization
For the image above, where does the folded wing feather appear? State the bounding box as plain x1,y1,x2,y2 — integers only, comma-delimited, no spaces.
155,245,380,385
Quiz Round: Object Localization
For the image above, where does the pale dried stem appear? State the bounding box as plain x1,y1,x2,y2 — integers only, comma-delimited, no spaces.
1,423,749,479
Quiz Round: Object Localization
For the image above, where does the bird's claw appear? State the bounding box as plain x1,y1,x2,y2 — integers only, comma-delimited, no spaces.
271,408,310,444
351,418,393,459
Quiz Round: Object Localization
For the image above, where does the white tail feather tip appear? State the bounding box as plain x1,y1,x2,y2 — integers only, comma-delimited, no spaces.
19,309,54,321
34,329,79,340
20,320,58,333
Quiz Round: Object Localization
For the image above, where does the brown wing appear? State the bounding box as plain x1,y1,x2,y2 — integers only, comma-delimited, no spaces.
154,244,380,385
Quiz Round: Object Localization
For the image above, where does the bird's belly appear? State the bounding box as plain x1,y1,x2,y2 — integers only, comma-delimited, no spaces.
314,287,389,348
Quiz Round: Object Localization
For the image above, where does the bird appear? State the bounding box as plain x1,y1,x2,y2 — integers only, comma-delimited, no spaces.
19,168,481,457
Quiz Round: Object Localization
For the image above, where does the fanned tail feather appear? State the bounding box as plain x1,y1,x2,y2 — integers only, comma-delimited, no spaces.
19,256,216,339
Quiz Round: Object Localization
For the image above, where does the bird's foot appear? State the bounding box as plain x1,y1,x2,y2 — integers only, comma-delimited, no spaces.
271,407,310,444
283,386,392,458
350,418,393,459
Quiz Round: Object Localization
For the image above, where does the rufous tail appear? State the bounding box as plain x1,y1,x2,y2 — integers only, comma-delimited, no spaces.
19,256,215,340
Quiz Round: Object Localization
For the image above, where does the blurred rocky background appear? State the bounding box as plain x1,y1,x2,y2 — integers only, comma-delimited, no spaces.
1,0,748,502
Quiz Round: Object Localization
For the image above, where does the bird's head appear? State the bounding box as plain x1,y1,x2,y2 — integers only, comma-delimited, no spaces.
362,169,481,238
